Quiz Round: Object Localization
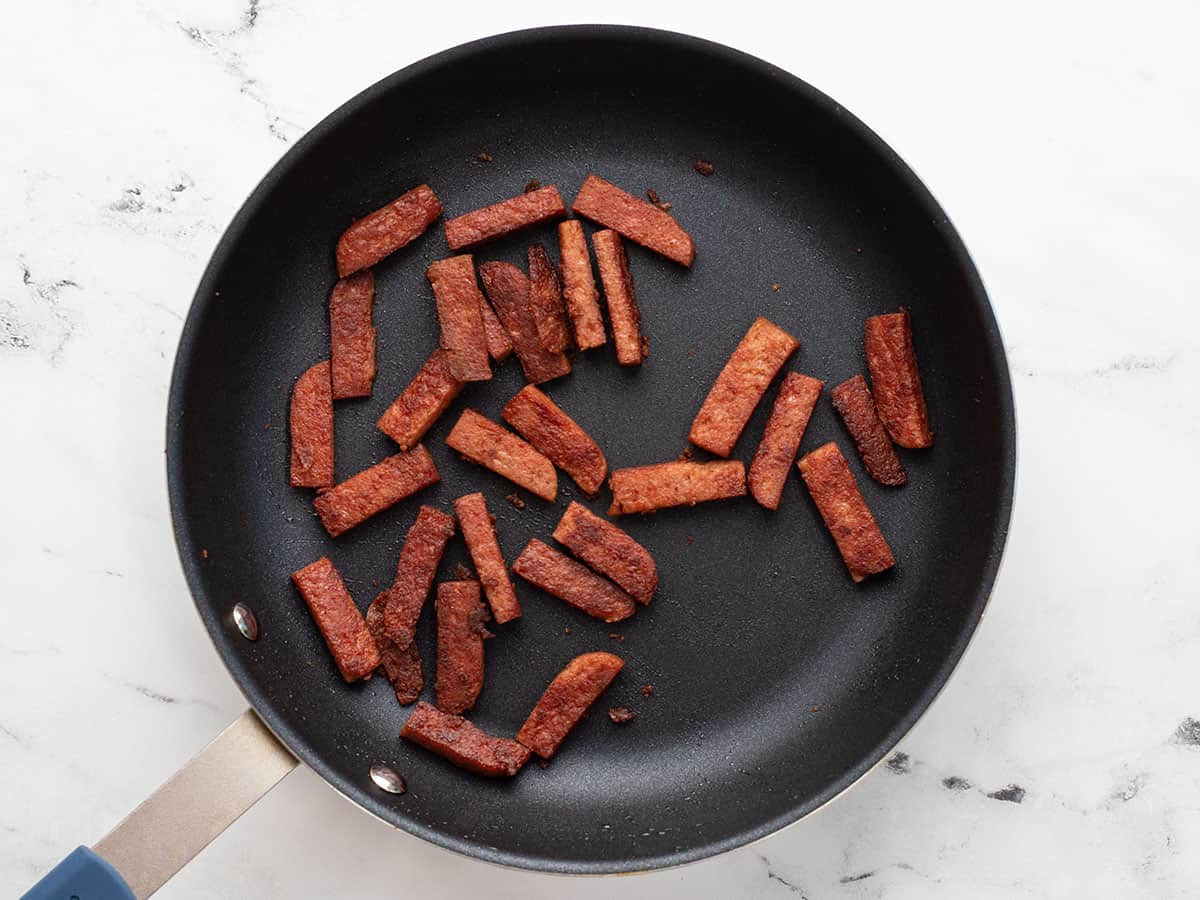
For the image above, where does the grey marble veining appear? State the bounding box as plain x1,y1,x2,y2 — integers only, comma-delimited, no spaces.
3,1,1199,897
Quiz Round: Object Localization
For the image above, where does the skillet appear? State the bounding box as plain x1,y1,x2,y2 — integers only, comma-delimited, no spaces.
23,24,1014,897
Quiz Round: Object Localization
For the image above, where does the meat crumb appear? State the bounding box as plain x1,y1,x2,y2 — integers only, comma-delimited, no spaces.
645,188,672,211
563,626,573,635
537,758,551,769
680,446,693,461
608,707,637,723
694,159,715,176
687,347,696,358
771,283,781,292
811,705,819,713
476,151,493,163
640,684,655,697
454,562,476,581
523,179,541,193
608,632,625,642
201,548,209,559
371,579,379,588
505,492,526,510
264,423,272,430
855,247,863,254
686,535,694,545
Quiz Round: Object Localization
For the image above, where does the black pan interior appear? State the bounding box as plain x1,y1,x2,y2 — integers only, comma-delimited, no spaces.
167,26,1014,874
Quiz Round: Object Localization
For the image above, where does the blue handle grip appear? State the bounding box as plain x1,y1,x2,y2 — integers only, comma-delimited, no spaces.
22,846,135,900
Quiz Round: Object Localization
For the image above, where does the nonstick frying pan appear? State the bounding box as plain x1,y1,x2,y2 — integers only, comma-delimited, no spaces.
24,25,1014,898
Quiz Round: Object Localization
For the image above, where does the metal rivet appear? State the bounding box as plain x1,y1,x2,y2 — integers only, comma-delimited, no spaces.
232,603,259,641
370,764,406,794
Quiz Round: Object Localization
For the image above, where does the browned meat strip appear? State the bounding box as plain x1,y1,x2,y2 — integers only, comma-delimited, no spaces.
313,446,440,537
527,243,572,353
591,230,644,366
830,374,906,486
796,442,895,582
446,408,557,502
365,594,423,705
401,701,530,776
381,505,457,646
428,254,491,382
477,261,571,384
291,557,380,682
748,372,824,509
517,652,624,759
607,460,746,515
329,270,376,399
289,360,334,488
435,581,491,715
688,317,800,457
336,184,442,277
478,291,514,361
557,220,606,349
444,186,567,250
501,385,607,496
865,310,933,448
375,350,464,450
512,539,636,622
572,175,694,266
454,493,521,625
552,501,657,604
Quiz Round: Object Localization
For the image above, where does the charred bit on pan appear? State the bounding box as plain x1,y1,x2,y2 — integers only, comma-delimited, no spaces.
686,535,694,545
694,159,715,177
475,151,493,163
523,179,541,193
645,188,672,211
201,548,208,559
608,632,625,642
454,562,476,581
608,707,636,723
563,626,573,635
506,492,526,510
640,684,655,697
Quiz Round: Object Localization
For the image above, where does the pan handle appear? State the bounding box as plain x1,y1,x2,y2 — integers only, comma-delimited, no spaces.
22,709,298,900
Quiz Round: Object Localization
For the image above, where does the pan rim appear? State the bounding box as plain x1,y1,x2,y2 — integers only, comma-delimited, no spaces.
165,23,1016,874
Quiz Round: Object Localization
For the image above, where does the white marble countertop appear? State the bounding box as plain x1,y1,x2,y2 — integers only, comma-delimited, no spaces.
4,2,1199,897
